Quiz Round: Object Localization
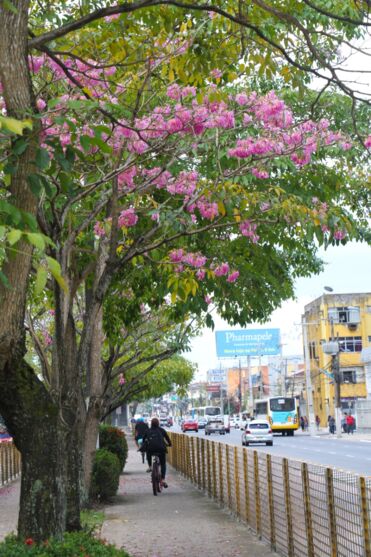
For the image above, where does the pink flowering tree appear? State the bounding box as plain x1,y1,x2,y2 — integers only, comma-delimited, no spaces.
0,0,370,542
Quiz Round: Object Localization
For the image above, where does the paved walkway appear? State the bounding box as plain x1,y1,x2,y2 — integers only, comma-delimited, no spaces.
0,441,275,556
102,437,275,557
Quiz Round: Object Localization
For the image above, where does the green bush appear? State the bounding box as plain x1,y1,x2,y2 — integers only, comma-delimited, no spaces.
99,425,128,470
90,448,121,501
0,532,131,556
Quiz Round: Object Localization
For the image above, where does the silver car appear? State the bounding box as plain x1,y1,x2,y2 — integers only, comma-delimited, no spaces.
241,420,273,446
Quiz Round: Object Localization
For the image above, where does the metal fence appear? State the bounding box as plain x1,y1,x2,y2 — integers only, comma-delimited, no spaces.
0,442,21,487
168,432,371,557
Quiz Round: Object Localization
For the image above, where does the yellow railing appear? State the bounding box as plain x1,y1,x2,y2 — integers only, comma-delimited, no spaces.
168,432,371,557
0,442,21,487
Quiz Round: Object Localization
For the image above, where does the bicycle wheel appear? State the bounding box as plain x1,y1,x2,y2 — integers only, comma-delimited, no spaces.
151,457,162,495
156,460,162,493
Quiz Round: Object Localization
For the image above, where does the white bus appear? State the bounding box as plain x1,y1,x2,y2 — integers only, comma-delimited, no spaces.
190,406,222,419
254,397,299,435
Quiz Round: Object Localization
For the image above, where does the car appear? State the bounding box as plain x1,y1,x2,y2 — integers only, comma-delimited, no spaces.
181,417,198,432
229,416,240,429
241,419,273,446
197,417,208,429
159,417,168,427
205,419,226,435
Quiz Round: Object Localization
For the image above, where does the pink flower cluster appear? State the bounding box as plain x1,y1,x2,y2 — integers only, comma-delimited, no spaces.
239,220,259,243
118,208,138,228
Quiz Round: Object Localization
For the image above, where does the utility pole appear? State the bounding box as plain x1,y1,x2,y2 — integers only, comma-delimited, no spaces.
330,318,342,438
247,355,253,411
238,358,242,412
302,315,316,435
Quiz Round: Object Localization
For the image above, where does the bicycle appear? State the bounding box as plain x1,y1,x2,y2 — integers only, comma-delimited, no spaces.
151,453,162,496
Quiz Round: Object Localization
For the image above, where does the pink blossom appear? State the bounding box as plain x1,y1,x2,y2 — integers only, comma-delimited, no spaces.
94,221,106,237
169,249,184,263
210,69,222,79
333,229,346,240
321,224,330,233
365,136,371,148
167,83,182,100
117,166,137,190
204,295,212,304
42,330,52,346
36,98,46,111
227,271,240,283
151,212,160,222
118,208,138,228
105,14,121,22
235,93,249,106
251,167,269,179
118,374,126,385
182,253,207,268
240,220,259,243
260,202,271,212
196,269,206,280
214,262,230,276
196,199,219,220
49,309,55,316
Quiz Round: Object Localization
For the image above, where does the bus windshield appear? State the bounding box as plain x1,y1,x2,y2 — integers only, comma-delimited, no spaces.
205,407,221,416
270,398,295,412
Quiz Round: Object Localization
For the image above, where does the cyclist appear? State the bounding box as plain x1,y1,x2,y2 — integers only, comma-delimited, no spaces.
143,417,172,488
134,417,149,449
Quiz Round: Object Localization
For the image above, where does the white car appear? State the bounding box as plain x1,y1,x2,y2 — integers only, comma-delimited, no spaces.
241,420,273,446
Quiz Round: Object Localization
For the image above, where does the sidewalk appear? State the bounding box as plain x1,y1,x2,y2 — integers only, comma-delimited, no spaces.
295,427,371,440
0,441,276,557
101,437,276,557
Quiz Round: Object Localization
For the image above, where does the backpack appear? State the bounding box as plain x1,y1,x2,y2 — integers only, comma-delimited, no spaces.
145,428,166,452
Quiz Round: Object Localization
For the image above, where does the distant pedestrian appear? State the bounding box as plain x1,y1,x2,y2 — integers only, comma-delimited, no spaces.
315,415,320,430
303,416,308,431
328,416,336,434
342,414,348,433
346,414,355,434
300,416,305,432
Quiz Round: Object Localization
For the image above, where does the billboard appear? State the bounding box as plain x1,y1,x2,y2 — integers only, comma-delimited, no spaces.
215,328,280,358
207,369,226,383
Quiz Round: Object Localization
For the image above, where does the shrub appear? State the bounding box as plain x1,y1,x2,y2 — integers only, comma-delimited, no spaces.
0,532,131,556
99,425,128,470
90,448,121,501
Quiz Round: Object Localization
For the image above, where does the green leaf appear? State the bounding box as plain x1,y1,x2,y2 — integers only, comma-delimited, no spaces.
0,115,32,135
35,148,50,170
0,271,10,288
26,232,45,250
13,138,29,155
35,266,48,295
27,174,43,196
46,256,68,292
7,229,22,245
3,0,18,13
0,226,6,240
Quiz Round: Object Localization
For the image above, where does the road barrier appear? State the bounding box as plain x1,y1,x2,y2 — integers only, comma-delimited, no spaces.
0,442,21,487
168,432,371,557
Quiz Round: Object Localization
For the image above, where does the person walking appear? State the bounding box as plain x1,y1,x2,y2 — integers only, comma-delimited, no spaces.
346,414,355,434
328,415,336,434
303,416,308,431
300,416,305,432
315,415,320,430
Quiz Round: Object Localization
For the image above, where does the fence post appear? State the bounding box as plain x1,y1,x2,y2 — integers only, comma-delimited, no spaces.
218,442,224,504
283,458,294,557
234,447,241,517
196,437,201,489
360,476,371,557
302,462,314,557
207,440,212,497
201,438,206,490
326,468,337,557
243,449,250,524
267,454,276,550
212,442,217,500
4,444,9,484
191,437,196,483
226,444,232,508
254,450,261,538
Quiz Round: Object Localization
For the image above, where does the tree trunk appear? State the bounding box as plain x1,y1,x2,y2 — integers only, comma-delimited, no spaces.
0,353,67,541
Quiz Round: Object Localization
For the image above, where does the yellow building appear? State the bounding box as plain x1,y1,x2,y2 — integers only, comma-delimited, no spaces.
303,292,371,426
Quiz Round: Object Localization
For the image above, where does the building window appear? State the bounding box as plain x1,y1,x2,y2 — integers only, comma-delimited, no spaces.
309,341,317,359
341,369,357,384
328,306,360,324
338,336,362,352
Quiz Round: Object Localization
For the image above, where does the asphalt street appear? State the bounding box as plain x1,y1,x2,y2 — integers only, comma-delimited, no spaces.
172,425,371,476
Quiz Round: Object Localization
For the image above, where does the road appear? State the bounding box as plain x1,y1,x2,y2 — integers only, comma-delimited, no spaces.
171,425,371,476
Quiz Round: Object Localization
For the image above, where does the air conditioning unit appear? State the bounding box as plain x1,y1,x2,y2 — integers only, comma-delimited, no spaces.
348,323,358,331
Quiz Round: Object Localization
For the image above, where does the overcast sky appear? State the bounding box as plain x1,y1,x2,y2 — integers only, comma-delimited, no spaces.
187,241,371,380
